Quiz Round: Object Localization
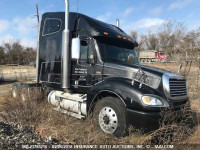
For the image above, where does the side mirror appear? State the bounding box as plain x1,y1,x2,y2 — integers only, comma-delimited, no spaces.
71,38,80,59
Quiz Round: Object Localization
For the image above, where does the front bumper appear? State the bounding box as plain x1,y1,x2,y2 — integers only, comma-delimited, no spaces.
126,108,182,133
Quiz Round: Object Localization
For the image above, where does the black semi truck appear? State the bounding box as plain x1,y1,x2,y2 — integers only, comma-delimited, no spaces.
12,0,188,137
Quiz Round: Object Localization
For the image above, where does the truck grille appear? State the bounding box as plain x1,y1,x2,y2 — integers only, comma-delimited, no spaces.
169,79,187,97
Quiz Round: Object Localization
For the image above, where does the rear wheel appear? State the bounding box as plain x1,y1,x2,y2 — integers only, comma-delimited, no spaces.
93,97,127,137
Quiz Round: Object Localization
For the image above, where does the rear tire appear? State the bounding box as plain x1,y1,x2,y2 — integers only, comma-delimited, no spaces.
93,97,127,137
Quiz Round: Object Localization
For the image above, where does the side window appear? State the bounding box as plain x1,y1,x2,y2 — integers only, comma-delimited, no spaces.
43,19,61,36
80,40,94,60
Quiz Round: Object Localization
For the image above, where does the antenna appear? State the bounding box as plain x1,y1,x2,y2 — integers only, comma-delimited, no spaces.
76,0,79,13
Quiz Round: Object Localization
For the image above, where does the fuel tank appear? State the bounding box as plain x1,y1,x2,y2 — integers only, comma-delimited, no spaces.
48,91,87,116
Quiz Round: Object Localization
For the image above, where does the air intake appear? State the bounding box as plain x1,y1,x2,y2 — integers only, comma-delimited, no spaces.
169,78,187,97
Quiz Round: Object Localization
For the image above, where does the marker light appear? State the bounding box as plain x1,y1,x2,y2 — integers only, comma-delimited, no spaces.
117,35,121,38
104,32,108,35
123,37,126,40
128,38,131,41
141,96,163,106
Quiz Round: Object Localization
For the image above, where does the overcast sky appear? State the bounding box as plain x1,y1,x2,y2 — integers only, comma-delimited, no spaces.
0,0,199,48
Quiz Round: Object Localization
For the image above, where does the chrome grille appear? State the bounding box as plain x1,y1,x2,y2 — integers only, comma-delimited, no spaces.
169,78,187,97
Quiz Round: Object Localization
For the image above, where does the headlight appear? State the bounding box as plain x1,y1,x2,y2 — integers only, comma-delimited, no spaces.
141,96,163,106
133,71,161,89
144,75,161,89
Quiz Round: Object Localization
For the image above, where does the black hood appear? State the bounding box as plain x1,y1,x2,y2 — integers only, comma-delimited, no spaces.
103,62,179,90
104,62,169,77
139,65,170,76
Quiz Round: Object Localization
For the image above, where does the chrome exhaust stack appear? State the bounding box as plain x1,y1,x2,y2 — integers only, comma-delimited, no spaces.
62,0,70,89
116,19,120,27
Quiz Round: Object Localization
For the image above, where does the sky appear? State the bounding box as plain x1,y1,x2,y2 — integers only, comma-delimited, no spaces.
0,0,199,48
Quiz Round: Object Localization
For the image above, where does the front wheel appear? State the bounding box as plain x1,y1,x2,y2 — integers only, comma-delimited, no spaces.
93,97,127,137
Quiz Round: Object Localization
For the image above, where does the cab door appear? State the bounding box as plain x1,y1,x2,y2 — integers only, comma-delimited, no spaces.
71,38,96,91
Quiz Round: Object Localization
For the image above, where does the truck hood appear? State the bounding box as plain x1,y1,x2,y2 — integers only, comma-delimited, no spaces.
139,64,170,76
103,62,179,89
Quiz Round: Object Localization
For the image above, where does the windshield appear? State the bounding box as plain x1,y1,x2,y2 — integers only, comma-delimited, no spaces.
95,38,139,65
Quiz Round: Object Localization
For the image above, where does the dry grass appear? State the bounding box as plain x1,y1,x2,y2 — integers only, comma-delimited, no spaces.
0,62,199,147
184,126,200,144
191,97,200,113
0,88,199,147
0,91,145,145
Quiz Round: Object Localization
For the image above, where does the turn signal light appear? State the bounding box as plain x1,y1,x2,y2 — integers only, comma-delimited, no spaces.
143,96,150,103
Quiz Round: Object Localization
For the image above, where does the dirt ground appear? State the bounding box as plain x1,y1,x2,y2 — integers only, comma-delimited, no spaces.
0,65,36,82
0,82,12,97
0,65,36,97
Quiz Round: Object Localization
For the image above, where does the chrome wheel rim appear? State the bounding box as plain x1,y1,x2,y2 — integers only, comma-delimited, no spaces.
99,107,118,134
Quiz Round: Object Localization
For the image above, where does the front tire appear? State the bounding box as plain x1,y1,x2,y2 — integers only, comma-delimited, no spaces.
93,97,127,137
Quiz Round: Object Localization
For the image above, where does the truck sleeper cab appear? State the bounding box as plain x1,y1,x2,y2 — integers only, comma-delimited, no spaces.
12,12,189,137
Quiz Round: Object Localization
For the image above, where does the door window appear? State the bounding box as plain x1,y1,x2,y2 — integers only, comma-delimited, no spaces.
80,39,94,61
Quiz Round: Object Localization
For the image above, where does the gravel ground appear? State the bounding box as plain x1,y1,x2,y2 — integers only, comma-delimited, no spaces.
0,122,42,148
0,122,59,149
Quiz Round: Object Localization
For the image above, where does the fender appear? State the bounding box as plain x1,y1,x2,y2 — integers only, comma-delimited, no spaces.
87,77,149,111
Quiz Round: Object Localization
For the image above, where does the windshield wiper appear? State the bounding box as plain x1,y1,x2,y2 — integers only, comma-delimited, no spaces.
110,58,123,62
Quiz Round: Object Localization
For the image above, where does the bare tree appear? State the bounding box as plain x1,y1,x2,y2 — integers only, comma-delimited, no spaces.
130,30,147,51
1,40,36,65
130,30,138,40
0,46,5,64
144,32,159,50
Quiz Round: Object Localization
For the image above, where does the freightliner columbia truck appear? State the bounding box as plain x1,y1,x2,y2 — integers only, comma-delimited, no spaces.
12,0,188,137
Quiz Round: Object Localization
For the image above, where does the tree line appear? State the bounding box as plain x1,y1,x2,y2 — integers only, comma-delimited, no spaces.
0,21,200,65
130,21,200,60
0,41,36,65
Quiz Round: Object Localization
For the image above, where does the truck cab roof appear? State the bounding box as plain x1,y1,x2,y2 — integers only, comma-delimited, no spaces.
42,12,138,47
